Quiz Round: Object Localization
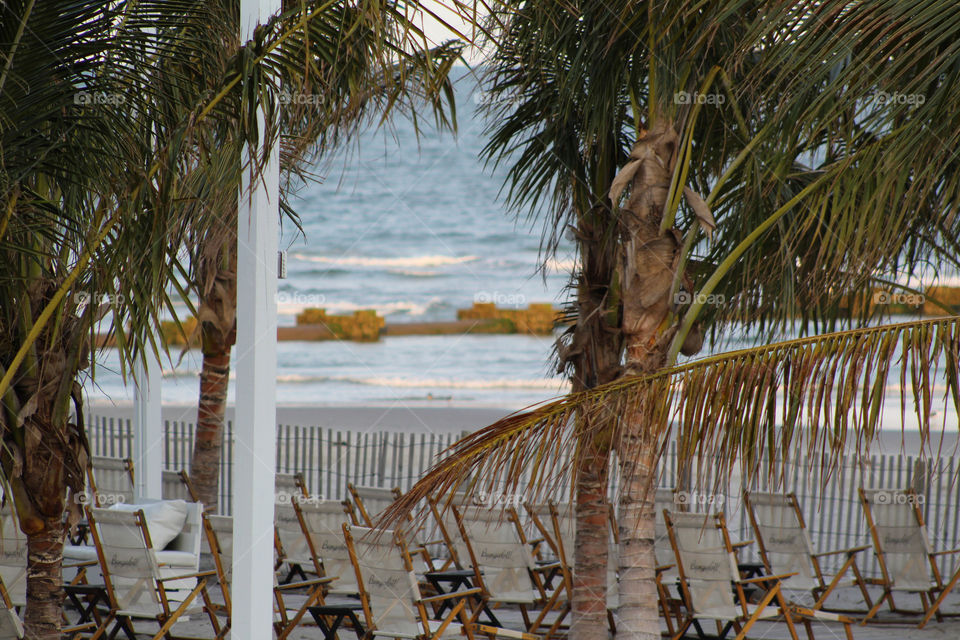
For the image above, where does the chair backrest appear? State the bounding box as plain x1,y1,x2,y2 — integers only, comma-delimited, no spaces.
276,472,309,503
88,457,135,507
345,525,425,638
0,608,22,639
294,500,357,594
665,511,741,619
274,503,317,572
455,505,539,603
161,470,193,502
347,484,401,527
744,492,819,590
204,514,234,580
654,489,677,570
0,506,26,608
525,502,574,563
860,488,933,589
87,506,164,617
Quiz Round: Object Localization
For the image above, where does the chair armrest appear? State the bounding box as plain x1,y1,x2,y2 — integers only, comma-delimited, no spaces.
420,587,483,604
421,538,445,546
157,570,217,582
533,562,562,572
63,559,99,569
813,545,871,557
738,572,797,585
931,548,960,556
276,576,335,590
655,564,675,573
528,537,545,546
731,540,754,549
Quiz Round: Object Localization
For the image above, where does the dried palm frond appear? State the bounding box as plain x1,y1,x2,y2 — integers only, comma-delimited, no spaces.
383,316,960,526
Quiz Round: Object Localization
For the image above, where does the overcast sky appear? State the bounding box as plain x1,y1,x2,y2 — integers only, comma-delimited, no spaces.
415,0,490,64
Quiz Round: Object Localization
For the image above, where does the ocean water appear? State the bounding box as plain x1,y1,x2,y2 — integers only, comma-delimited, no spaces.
84,69,960,432
88,68,573,408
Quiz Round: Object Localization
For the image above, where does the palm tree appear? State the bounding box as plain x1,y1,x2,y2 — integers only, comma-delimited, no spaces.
391,1,960,638
0,1,461,635
184,0,464,511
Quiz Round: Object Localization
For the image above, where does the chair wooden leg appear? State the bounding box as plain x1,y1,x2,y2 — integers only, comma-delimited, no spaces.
815,554,857,609
671,616,693,640
920,565,960,628
151,578,206,639
861,591,890,624
90,611,115,640
851,563,874,611
430,599,465,640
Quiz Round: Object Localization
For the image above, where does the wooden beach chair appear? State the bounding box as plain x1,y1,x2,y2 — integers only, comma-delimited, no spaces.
293,499,359,595
453,504,566,638
83,505,224,640
0,506,26,611
743,491,873,611
345,483,402,527
87,457,136,507
859,487,960,627
341,524,536,640
202,512,332,639
665,510,855,640
277,472,311,502
161,470,198,503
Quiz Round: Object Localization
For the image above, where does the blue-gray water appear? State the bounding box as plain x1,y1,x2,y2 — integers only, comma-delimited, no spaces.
84,69,960,430
89,69,572,408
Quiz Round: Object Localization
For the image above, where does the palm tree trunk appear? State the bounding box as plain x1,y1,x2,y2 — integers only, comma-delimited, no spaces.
189,246,237,512
24,521,65,640
572,447,612,639
615,119,682,639
567,202,623,640
190,343,231,511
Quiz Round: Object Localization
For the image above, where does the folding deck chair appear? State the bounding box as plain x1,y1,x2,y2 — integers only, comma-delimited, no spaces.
859,487,960,627
202,512,332,639
665,510,854,640
453,504,567,638
83,506,224,640
0,505,95,639
293,499,359,595
87,457,136,507
346,483,402,527
340,524,536,640
743,491,873,611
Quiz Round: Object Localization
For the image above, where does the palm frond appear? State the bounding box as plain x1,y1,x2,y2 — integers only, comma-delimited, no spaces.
383,316,960,525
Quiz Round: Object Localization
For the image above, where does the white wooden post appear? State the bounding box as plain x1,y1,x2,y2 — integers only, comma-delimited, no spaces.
132,350,162,500
233,1,279,636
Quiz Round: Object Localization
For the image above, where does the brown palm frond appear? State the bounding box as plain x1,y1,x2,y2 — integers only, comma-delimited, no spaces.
382,316,960,527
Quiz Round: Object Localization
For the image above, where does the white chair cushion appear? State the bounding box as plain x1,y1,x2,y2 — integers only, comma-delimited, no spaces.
109,500,188,550
154,550,199,568
63,545,98,562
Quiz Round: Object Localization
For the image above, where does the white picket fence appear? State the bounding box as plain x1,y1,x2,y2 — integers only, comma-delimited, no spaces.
86,412,960,580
